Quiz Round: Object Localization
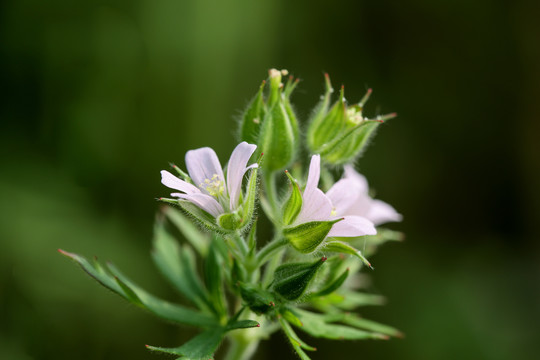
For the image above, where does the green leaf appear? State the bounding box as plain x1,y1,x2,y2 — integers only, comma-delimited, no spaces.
282,171,303,226
204,244,227,318
314,290,386,311
164,206,210,255
323,240,373,269
292,308,388,340
240,80,266,144
59,250,216,327
273,257,327,301
146,327,224,360
152,226,212,312
312,268,349,297
279,317,316,358
342,314,403,338
226,320,260,331
283,219,342,253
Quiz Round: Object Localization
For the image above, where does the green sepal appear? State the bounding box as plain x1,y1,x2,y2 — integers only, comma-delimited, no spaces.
146,327,224,360
306,73,334,151
324,120,380,164
58,250,217,327
241,166,258,228
176,200,223,233
240,80,266,144
312,268,349,297
239,282,276,315
217,211,243,231
323,240,373,269
309,87,347,153
283,218,343,254
281,171,303,226
272,257,327,301
292,308,388,340
283,75,300,146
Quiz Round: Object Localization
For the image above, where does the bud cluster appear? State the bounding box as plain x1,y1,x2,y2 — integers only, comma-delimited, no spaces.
61,69,403,360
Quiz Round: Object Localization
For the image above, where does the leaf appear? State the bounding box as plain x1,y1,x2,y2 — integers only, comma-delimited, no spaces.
283,219,342,254
282,171,303,226
292,308,388,340
152,225,212,312
164,206,209,256
272,257,327,300
226,320,260,331
59,249,217,327
146,327,224,360
279,317,316,359
312,268,349,297
204,244,227,318
342,314,403,338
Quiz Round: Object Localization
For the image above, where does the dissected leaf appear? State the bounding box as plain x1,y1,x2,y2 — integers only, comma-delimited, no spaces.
226,320,260,331
164,206,209,255
59,250,217,327
312,268,349,297
146,327,224,360
292,308,387,340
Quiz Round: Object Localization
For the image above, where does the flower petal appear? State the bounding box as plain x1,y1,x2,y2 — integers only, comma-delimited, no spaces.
174,193,224,217
344,165,369,194
227,142,257,210
304,155,321,195
295,188,333,223
161,170,201,194
325,178,358,216
185,147,225,194
365,199,403,226
327,215,376,237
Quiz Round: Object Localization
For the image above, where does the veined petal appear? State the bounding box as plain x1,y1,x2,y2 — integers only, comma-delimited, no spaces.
161,170,201,194
227,142,257,210
296,188,333,223
326,178,358,216
327,215,376,237
344,165,369,194
304,154,321,196
366,199,403,226
175,193,224,217
185,147,225,194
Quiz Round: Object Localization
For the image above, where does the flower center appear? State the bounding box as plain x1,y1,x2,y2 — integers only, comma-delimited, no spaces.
331,207,337,217
346,108,365,125
201,174,225,197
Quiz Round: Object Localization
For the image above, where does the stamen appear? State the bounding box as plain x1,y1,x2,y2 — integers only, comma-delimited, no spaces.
200,174,225,197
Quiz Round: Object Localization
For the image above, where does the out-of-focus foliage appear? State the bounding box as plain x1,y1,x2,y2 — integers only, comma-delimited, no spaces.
1,0,539,359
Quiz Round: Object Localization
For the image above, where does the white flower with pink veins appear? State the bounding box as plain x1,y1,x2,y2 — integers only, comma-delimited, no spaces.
293,154,377,238
160,142,258,217
326,165,403,226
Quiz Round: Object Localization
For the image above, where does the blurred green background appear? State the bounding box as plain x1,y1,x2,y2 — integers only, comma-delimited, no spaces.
1,0,539,359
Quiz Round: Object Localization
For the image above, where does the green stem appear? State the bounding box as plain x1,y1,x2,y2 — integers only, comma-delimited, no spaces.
263,171,279,220
224,336,260,360
255,237,288,267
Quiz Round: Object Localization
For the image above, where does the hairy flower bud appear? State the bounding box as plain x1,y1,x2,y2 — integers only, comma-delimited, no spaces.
307,74,396,164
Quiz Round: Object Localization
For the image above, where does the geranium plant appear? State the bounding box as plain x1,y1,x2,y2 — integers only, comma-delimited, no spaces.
60,69,403,360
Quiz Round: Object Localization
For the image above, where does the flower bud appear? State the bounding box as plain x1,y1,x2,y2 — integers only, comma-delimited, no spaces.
307,75,396,165
272,257,327,300
283,218,343,253
239,80,266,144
257,69,297,172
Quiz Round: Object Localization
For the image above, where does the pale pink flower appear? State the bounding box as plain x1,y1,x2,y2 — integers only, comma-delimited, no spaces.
160,142,258,217
325,165,402,226
294,155,377,237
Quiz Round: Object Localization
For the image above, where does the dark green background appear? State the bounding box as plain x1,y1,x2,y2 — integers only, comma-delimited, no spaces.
1,0,539,359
